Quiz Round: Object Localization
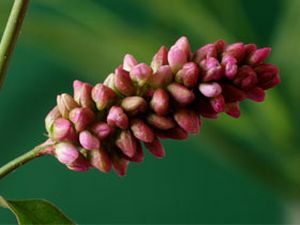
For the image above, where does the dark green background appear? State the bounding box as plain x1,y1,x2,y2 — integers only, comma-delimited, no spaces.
1,0,299,224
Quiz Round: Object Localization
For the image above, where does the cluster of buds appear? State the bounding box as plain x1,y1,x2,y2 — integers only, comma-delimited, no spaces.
45,37,280,176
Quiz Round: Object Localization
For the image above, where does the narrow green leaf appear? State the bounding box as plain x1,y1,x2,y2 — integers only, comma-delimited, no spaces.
0,196,75,225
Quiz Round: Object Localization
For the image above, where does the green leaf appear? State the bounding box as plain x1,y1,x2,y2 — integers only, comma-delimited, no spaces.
0,196,75,225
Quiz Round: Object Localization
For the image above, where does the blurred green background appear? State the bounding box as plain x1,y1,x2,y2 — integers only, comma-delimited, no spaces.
0,0,299,224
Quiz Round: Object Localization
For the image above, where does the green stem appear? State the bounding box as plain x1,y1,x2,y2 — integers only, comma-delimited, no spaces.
0,0,30,89
0,144,50,180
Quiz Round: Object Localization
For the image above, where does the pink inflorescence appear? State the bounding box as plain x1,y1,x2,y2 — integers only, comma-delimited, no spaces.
45,37,280,176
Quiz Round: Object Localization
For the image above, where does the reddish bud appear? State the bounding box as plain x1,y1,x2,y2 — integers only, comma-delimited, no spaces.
91,122,111,140
194,97,218,119
168,46,188,72
69,107,95,132
221,84,246,102
248,47,271,65
112,154,129,176
114,67,135,96
234,65,257,90
129,141,144,163
123,54,138,72
157,126,188,140
147,114,176,130
45,106,61,133
57,94,79,118
246,87,265,102
91,83,116,110
89,147,112,173
51,118,76,142
150,89,169,116
67,153,90,172
174,36,191,57
107,106,129,129
151,46,168,72
116,130,136,158
174,109,200,134
200,57,223,82
167,83,195,106
225,102,241,118
255,64,280,90
222,55,238,79
199,82,222,97
130,63,153,86
176,62,199,88
194,44,217,63
210,95,226,113
223,42,245,62
73,80,94,108
149,65,173,88
121,96,147,116
55,142,79,165
79,130,100,150
144,137,165,158
131,119,155,143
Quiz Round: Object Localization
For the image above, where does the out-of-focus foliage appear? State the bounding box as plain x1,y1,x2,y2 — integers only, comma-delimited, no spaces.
0,0,298,224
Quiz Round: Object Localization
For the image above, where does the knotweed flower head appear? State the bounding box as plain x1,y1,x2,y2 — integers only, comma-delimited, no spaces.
44,37,280,176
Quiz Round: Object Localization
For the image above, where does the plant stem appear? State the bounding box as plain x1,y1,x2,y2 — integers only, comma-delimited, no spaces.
0,144,50,180
0,0,30,89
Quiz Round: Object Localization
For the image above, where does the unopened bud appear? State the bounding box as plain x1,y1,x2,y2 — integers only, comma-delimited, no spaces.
127,141,144,163
69,107,95,131
55,142,79,165
167,83,195,106
103,73,116,91
147,114,176,130
234,65,257,90
199,82,222,97
121,96,147,116
91,83,116,110
73,80,94,108
57,94,79,118
156,127,188,140
151,46,168,72
131,119,155,143
89,147,112,173
174,109,200,134
168,46,188,72
144,137,165,158
255,64,280,90
194,44,217,63
112,154,129,176
174,36,191,57
91,122,111,140
114,66,135,96
225,102,241,118
45,106,61,133
116,130,136,158
221,84,246,102
130,63,153,86
210,95,226,113
123,54,138,72
223,42,245,62
200,57,223,82
149,65,173,88
51,118,76,142
248,47,271,65
176,62,199,88
246,87,265,102
222,55,238,79
79,130,101,150
67,153,90,172
150,89,169,116
107,106,129,129
195,97,218,119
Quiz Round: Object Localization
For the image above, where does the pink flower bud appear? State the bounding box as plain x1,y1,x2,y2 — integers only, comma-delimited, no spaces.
210,95,226,113
91,122,112,140
167,83,195,106
222,55,238,79
199,82,222,97
149,65,173,88
248,47,271,65
57,94,79,118
176,62,199,88
67,153,90,172
121,96,147,116
114,66,135,96
174,109,200,134
107,106,129,129
234,65,257,90
255,64,280,90
168,46,188,72
174,36,191,57
246,87,265,102
151,46,168,72
103,73,116,91
200,57,223,82
91,83,116,110
129,141,144,163
131,119,155,143
89,147,112,173
147,114,176,130
130,63,153,86
116,130,136,158
221,84,246,102
73,80,94,108
195,97,219,119
156,126,188,140
55,142,79,165
244,43,257,58
144,137,165,158
225,102,241,118
79,130,100,150
150,89,169,116
193,44,217,63
223,42,245,62
112,154,129,176
123,54,138,72
51,118,76,142
69,107,95,131
45,106,61,133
